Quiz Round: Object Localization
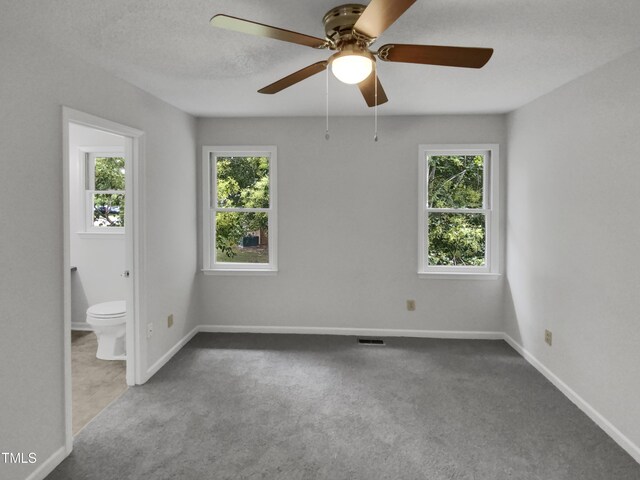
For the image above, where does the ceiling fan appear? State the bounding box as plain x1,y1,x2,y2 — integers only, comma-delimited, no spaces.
210,0,493,107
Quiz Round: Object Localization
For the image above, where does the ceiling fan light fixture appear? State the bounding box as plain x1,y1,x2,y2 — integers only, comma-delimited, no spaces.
330,48,374,84
331,54,373,84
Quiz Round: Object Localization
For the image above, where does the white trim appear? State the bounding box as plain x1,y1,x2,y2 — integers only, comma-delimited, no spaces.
62,111,73,455
77,146,125,153
24,446,68,480
77,147,125,235
503,334,640,464
84,151,126,233
84,150,125,234
418,144,500,276
214,207,271,213
76,231,124,239
197,324,504,340
144,326,199,383
418,272,501,280
202,269,278,276
64,109,144,138
201,147,210,270
132,134,148,385
202,146,278,272
427,208,489,214
62,107,146,460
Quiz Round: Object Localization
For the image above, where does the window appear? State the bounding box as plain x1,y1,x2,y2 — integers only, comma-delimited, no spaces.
418,145,499,278
85,152,126,232
202,146,277,274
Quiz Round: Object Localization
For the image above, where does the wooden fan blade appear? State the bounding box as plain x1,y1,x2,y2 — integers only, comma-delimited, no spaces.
210,14,329,49
258,61,328,94
353,0,416,39
358,73,389,107
377,44,494,68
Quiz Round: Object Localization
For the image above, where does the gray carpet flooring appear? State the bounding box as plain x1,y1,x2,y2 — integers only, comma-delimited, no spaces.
48,333,640,479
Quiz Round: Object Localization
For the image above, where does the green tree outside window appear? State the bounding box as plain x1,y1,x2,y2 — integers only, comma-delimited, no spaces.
427,155,486,266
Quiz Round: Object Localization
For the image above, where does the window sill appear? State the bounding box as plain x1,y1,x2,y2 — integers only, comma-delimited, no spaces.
418,272,501,280
202,269,278,276
77,231,124,239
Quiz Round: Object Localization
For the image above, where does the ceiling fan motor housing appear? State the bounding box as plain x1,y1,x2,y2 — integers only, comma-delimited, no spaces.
329,43,375,65
323,4,374,48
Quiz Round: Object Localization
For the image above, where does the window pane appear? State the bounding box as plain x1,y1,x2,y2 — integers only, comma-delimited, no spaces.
95,157,125,191
216,156,270,208
428,213,485,266
428,155,484,208
215,212,269,264
93,193,125,227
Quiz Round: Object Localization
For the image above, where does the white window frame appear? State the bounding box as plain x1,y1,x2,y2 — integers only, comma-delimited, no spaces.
79,147,126,235
418,144,500,280
202,146,278,275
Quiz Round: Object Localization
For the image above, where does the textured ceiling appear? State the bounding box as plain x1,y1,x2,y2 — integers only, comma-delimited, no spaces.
6,0,640,116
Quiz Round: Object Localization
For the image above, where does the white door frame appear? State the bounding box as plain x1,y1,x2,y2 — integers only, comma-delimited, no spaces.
62,107,146,453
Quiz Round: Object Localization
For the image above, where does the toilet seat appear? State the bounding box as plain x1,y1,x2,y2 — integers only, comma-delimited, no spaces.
87,301,126,318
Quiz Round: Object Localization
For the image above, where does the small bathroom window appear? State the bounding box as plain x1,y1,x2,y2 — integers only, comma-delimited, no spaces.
85,153,125,233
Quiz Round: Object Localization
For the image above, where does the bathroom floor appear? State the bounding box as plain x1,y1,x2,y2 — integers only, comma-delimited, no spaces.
71,331,127,434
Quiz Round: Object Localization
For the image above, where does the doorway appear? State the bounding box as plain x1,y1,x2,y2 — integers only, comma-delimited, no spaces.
62,107,144,452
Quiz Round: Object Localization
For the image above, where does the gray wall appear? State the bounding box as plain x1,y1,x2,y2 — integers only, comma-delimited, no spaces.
197,115,507,333
0,26,198,480
505,48,640,450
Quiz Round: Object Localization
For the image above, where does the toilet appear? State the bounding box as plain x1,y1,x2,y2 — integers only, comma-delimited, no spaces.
86,301,126,360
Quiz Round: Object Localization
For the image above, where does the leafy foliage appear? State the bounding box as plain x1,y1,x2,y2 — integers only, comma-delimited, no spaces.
428,213,485,266
215,212,267,259
216,157,269,260
93,157,125,227
427,155,485,266
428,155,483,209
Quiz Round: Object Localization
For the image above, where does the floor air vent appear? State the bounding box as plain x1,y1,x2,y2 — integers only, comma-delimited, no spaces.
357,338,385,346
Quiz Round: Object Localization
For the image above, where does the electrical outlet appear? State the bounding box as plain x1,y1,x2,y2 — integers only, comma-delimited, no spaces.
545,329,552,346
406,299,416,311
168,314,174,328
147,322,154,339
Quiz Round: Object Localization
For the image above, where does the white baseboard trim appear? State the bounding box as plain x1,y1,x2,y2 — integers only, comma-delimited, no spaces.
144,326,199,383
503,333,640,464
25,445,67,480
197,324,504,340
141,325,501,383
71,322,92,331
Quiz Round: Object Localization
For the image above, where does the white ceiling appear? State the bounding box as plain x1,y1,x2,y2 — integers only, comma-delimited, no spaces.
9,0,640,116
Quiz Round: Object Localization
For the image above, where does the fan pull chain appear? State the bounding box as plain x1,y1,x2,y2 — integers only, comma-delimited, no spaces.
374,63,378,142
325,67,330,141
